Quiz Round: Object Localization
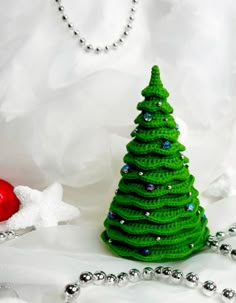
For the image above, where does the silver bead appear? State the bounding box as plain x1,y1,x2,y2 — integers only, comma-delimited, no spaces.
189,243,194,249
216,231,226,241
231,249,236,260
202,280,217,297
157,101,162,107
185,272,199,288
210,240,219,251
156,236,161,241
74,30,79,36
64,283,80,300
127,23,133,29
95,47,102,54
106,274,117,286
58,5,64,11
104,46,110,52
180,155,185,160
86,44,93,52
167,185,172,190
131,7,136,12
206,235,217,247
119,38,125,44
79,38,86,45
220,243,231,255
128,269,141,282
142,267,154,280
5,231,15,239
154,266,163,279
62,15,68,21
228,227,236,236
124,31,129,36
67,22,73,28
133,0,139,3
129,16,135,22
112,42,118,49
162,267,172,280
0,232,6,241
120,220,125,224
93,271,106,285
108,239,112,243
79,272,93,286
222,288,236,302
115,189,118,194
138,172,144,176
117,272,129,286
171,269,183,284
145,212,150,217
163,118,168,122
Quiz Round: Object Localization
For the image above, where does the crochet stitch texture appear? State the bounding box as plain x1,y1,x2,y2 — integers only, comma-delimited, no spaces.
101,65,209,261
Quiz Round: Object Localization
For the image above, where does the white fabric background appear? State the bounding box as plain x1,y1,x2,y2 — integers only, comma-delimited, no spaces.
0,0,236,302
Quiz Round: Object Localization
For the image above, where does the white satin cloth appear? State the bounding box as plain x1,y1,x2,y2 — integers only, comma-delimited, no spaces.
0,0,236,302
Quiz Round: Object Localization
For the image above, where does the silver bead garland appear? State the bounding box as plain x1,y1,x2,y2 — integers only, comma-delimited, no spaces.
54,0,139,54
64,223,236,302
64,266,236,303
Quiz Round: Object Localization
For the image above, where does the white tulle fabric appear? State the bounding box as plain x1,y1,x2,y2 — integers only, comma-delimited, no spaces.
0,0,236,302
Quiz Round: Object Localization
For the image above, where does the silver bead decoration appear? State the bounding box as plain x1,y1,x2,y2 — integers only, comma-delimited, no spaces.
185,272,199,288
145,212,150,217
222,288,236,302
86,44,93,52
154,266,163,279
180,155,185,160
189,243,194,249
171,269,183,284
138,172,144,176
167,185,172,190
0,232,6,241
108,239,112,244
93,271,106,285
5,231,15,239
64,283,80,300
142,267,154,280
156,236,161,241
231,249,236,260
216,231,226,241
106,274,117,286
79,38,86,45
95,47,103,54
55,0,139,55
120,220,125,224
228,227,236,236
117,272,129,286
202,280,217,297
79,272,93,286
128,269,141,282
162,267,172,280
220,243,232,255
157,101,162,107
210,240,219,251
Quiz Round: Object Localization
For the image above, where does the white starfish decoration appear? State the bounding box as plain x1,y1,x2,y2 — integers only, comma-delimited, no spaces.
7,183,80,229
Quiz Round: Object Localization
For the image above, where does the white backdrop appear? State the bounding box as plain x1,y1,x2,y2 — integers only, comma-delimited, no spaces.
0,0,236,302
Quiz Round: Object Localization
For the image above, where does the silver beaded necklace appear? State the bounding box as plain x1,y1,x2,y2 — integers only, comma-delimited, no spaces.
54,0,139,54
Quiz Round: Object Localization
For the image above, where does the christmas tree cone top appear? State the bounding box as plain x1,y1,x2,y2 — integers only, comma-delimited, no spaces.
101,65,209,262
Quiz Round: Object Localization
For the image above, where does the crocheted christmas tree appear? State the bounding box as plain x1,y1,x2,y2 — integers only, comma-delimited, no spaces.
101,65,209,262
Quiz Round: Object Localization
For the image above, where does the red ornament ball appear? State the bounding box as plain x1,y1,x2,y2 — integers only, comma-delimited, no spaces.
0,179,20,222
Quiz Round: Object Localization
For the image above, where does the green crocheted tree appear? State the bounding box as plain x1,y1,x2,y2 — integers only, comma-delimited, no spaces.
101,65,209,262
